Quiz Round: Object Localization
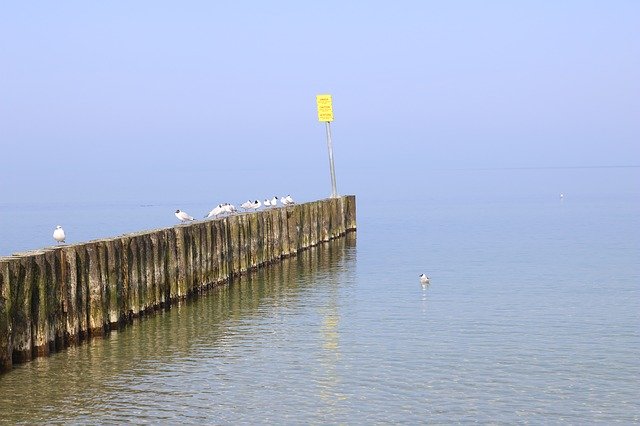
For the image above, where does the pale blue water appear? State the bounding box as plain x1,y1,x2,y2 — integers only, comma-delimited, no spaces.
0,167,638,423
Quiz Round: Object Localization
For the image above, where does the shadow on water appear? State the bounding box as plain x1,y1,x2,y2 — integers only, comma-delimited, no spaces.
0,233,357,423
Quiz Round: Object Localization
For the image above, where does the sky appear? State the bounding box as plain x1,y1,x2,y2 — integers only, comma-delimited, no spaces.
1,1,638,206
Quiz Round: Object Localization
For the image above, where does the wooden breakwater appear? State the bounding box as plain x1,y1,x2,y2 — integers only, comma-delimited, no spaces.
0,196,356,373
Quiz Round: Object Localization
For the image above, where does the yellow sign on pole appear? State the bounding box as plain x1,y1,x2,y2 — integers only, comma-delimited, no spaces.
316,94,334,122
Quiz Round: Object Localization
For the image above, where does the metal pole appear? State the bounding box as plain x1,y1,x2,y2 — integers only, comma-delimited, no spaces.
325,121,338,198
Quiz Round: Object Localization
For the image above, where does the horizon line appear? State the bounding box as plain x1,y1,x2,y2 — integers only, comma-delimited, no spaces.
439,165,640,172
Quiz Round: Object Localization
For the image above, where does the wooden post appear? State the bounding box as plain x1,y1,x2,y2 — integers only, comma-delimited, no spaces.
0,196,356,372
0,258,13,372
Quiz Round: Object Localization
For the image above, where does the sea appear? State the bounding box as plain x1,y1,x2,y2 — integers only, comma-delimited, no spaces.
0,166,638,423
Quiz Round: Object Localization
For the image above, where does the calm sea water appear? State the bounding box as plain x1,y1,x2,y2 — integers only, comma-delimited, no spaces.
0,168,638,423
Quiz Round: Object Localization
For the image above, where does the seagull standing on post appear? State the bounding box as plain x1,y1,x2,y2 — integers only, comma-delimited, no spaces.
205,205,224,219
53,226,66,244
223,203,237,214
175,209,195,223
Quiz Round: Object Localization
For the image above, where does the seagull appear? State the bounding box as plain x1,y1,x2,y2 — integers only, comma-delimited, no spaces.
285,194,294,204
264,198,271,207
250,200,261,210
205,204,224,219
271,196,278,206
53,225,66,244
280,196,290,206
241,200,253,211
419,274,430,285
223,203,237,214
175,209,195,222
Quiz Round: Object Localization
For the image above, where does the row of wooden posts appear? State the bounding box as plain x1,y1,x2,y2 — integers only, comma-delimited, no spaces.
0,196,356,373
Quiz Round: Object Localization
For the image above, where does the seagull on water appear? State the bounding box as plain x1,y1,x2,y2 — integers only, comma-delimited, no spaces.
419,274,430,285
53,225,66,244
175,209,195,222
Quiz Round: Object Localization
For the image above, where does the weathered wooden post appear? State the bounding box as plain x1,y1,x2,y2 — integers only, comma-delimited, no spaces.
145,233,155,310
249,212,260,270
279,208,290,257
233,216,242,274
104,239,119,328
31,250,49,357
346,195,357,230
60,246,79,345
287,205,301,254
165,230,178,301
174,225,189,298
150,232,165,308
9,256,33,363
87,242,105,337
0,258,12,372
46,248,63,352
127,238,141,319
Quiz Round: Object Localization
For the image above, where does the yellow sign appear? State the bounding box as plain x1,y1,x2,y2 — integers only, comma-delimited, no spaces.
316,94,334,122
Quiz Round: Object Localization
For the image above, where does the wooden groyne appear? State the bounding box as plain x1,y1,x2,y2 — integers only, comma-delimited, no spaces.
0,196,356,373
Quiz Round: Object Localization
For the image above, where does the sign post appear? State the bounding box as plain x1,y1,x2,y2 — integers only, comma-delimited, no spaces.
316,94,338,198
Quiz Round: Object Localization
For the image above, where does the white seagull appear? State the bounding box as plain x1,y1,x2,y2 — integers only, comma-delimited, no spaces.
175,209,195,222
285,194,294,204
264,198,271,207
419,274,430,285
280,196,290,206
250,200,261,210
205,204,225,219
271,196,278,206
223,203,237,214
53,225,66,244
241,200,253,211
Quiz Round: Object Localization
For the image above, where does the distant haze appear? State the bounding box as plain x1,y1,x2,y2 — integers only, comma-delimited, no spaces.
1,2,638,205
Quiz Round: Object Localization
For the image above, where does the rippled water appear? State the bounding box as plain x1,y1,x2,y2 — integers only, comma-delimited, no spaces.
1,169,639,423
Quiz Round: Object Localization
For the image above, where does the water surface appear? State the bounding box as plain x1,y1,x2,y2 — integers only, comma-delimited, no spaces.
0,168,638,423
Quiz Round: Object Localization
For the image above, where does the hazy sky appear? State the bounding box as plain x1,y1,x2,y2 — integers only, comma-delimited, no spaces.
2,1,638,204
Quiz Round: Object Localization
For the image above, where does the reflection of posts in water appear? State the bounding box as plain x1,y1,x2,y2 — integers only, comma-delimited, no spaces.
317,232,356,413
319,305,341,408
